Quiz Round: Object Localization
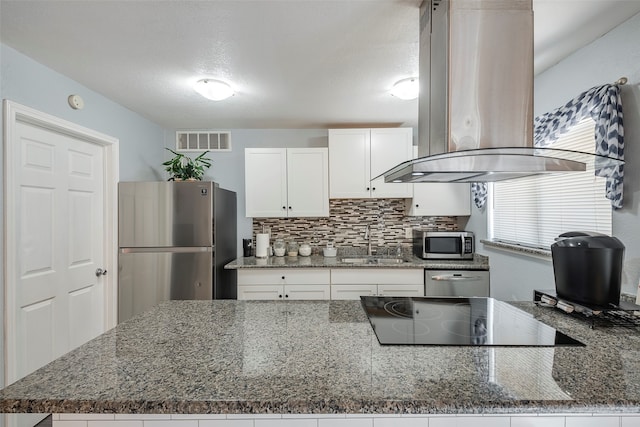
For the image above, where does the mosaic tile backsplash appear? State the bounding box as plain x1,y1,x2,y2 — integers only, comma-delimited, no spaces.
252,199,460,252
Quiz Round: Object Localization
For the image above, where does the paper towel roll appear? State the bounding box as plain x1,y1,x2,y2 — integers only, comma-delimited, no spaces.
255,233,270,258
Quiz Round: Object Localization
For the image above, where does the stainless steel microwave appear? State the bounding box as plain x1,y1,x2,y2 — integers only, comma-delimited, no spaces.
413,230,475,260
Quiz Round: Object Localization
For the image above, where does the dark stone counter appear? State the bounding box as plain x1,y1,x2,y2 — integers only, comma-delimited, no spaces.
1,299,639,415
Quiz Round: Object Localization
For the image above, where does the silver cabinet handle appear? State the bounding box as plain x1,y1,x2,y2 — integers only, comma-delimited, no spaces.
95,268,107,277
431,275,480,281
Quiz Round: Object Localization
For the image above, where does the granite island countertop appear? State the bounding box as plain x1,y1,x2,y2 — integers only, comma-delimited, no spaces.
225,253,489,270
1,299,640,415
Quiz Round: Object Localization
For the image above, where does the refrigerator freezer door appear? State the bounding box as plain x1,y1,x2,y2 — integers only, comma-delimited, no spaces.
119,181,213,248
118,249,213,322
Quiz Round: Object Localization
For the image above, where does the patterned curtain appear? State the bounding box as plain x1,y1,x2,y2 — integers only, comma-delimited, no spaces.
472,83,624,209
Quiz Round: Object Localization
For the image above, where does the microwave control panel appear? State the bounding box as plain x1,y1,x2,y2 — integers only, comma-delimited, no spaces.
464,237,474,254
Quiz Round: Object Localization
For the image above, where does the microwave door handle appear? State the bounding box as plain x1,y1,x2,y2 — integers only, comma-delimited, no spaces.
460,235,465,256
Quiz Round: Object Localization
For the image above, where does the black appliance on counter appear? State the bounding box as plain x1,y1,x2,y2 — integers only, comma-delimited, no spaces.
551,231,625,306
360,296,584,347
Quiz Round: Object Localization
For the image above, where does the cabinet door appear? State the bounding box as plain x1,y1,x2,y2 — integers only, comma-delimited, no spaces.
330,284,378,300
377,284,425,297
245,148,288,217
408,183,471,216
287,148,329,217
328,129,371,198
285,284,331,300
370,128,413,198
237,285,284,300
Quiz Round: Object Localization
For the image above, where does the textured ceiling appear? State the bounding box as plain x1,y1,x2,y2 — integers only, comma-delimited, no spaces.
1,0,639,130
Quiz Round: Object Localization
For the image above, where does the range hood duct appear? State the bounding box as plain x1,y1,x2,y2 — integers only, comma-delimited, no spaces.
381,0,624,184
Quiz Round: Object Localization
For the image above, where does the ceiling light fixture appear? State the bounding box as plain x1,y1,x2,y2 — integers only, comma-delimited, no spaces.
390,77,419,100
194,79,234,101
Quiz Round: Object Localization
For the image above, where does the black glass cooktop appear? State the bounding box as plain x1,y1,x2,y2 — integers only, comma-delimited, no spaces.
360,296,584,347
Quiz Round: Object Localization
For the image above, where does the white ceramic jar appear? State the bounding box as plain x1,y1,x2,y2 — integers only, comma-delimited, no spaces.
299,243,311,256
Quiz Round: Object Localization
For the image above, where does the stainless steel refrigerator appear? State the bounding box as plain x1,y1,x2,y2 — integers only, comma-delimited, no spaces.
118,181,237,323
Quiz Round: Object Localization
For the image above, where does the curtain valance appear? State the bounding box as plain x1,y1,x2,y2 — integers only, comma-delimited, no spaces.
472,83,624,209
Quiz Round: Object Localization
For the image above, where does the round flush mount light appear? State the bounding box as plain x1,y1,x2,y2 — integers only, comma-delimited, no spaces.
390,77,419,100
194,79,234,101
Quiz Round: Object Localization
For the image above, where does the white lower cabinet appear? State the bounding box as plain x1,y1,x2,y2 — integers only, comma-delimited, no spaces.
238,268,424,300
237,269,331,300
330,269,424,300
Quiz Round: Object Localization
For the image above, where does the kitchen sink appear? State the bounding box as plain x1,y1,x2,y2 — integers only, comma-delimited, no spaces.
375,258,406,264
339,258,372,264
339,257,406,265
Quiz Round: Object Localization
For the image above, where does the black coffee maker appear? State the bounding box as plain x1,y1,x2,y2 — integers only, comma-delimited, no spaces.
551,231,625,306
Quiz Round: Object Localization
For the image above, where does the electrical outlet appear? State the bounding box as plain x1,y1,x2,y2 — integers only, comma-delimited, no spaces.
405,227,412,239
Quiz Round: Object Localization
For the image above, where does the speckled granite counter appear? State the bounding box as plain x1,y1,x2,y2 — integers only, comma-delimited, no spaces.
1,299,639,415
225,253,489,270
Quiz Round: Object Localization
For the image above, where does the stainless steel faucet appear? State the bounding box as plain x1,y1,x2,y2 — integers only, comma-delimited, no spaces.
365,223,373,256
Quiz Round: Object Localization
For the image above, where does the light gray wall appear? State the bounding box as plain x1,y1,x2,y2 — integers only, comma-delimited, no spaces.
0,43,170,388
466,12,640,300
164,129,329,257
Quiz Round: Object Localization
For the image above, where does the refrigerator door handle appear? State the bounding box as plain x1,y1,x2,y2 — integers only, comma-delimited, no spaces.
120,247,213,254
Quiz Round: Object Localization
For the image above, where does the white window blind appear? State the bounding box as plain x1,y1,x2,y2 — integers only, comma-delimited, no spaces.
490,118,612,249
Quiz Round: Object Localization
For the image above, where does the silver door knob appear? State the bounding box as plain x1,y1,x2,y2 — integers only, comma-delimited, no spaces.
95,268,107,277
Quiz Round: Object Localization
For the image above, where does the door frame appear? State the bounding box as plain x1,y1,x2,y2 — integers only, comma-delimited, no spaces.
3,100,119,385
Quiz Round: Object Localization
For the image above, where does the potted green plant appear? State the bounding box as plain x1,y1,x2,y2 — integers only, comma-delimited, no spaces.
163,148,212,181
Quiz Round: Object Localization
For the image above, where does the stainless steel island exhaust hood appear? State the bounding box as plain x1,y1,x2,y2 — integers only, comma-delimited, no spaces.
381,0,624,184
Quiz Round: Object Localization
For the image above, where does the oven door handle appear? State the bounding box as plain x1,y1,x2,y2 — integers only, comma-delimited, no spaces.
430,274,481,281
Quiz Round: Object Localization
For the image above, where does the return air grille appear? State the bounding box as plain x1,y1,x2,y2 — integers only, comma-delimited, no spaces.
176,131,231,152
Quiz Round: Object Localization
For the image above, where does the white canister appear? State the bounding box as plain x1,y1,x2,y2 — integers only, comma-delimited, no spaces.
255,233,270,258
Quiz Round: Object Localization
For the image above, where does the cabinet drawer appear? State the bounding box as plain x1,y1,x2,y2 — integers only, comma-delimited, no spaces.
330,269,422,285
237,285,283,300
377,284,424,297
331,284,378,300
238,269,330,285
285,284,331,300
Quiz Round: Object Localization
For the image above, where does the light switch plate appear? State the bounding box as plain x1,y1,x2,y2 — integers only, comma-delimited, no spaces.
405,227,412,239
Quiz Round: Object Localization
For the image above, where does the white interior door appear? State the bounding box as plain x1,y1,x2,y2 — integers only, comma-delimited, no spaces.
13,121,105,375
4,101,118,427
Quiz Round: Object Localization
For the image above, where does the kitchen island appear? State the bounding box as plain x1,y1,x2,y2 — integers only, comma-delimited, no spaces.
1,299,640,426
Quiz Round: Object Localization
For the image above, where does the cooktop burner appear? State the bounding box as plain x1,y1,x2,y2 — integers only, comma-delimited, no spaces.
360,296,584,347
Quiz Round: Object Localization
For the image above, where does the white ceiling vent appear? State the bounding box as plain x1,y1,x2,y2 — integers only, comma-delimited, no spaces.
176,130,231,152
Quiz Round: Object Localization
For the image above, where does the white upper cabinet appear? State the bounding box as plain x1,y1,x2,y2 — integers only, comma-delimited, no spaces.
404,146,471,216
369,128,413,198
245,148,288,217
406,183,471,216
286,148,329,217
245,148,329,218
329,128,413,198
328,129,371,198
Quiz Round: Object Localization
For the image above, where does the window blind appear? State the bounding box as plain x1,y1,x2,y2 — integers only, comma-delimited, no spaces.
490,118,612,249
